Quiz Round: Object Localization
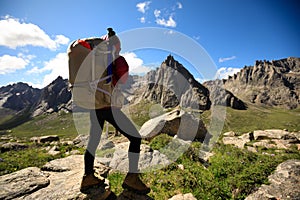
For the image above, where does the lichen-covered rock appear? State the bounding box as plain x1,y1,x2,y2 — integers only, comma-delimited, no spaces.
245,159,300,200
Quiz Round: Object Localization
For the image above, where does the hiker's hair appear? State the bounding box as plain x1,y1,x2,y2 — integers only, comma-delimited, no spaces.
107,28,116,37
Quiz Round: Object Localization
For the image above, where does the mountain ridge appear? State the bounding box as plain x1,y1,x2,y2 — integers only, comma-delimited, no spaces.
0,56,299,129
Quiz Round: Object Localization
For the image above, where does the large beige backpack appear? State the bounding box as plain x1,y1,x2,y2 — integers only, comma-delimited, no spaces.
67,37,123,109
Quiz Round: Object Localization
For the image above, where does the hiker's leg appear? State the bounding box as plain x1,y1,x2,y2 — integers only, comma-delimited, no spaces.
103,108,141,172
104,108,150,194
84,109,105,175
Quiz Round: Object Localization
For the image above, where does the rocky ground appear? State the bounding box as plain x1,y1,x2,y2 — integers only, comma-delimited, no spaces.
0,154,196,200
1,128,299,199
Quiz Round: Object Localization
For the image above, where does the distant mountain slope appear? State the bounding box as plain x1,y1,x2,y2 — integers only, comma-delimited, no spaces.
33,76,72,116
0,83,41,129
0,82,41,112
223,57,300,109
0,77,72,129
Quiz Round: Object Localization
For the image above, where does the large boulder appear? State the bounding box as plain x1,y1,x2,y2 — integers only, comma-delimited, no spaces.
245,159,300,200
140,109,210,142
98,142,171,173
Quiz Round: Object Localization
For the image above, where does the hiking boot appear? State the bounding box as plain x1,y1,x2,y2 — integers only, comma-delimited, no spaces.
80,173,105,192
122,173,151,194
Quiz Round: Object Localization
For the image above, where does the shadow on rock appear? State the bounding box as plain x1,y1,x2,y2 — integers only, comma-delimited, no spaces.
107,190,154,200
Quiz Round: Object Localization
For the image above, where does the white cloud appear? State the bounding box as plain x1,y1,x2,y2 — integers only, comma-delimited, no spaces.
156,16,177,27
139,17,146,23
41,53,68,86
177,2,183,9
26,66,41,74
215,67,241,79
54,35,70,46
0,16,69,50
0,54,29,74
154,9,161,18
219,56,237,63
121,52,151,75
136,1,151,13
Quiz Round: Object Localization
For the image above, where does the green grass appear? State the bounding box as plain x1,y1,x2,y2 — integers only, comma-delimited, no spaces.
10,112,78,140
203,104,300,134
0,142,85,176
0,107,32,130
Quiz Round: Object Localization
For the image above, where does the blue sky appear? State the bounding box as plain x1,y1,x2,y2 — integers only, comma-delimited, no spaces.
0,0,299,88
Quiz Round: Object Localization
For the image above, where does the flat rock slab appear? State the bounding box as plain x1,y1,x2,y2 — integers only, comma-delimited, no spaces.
0,155,111,200
0,167,50,200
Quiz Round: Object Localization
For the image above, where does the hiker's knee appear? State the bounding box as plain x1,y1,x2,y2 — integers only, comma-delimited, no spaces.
128,136,141,153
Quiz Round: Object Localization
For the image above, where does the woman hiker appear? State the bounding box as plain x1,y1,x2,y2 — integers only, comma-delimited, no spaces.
79,28,150,195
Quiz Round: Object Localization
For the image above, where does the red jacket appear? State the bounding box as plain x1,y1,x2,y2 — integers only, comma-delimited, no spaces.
113,56,129,86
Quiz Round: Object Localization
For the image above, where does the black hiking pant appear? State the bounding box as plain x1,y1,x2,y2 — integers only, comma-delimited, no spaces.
84,107,141,175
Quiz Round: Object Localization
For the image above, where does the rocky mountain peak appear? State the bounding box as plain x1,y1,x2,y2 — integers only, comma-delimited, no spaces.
33,76,71,116
141,55,211,110
223,57,300,109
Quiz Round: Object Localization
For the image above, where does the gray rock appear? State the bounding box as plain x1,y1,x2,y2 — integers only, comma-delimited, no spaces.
169,193,197,200
99,140,115,150
0,82,41,112
39,135,59,143
0,155,110,199
73,134,89,148
0,167,49,200
47,146,60,156
98,142,170,173
30,135,59,144
245,159,300,200
222,130,300,150
140,109,210,142
0,142,28,153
